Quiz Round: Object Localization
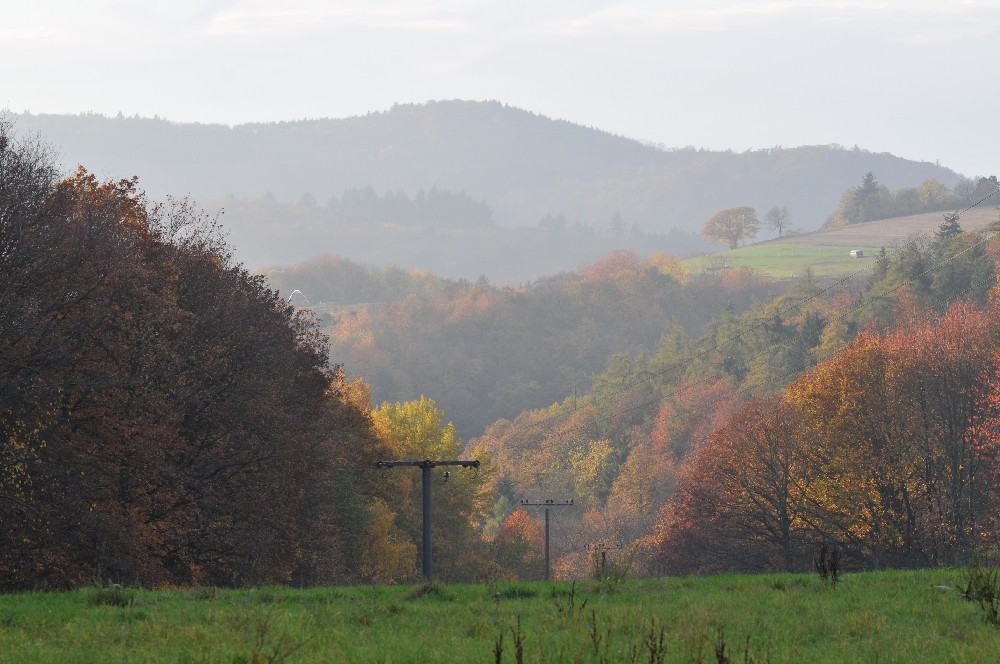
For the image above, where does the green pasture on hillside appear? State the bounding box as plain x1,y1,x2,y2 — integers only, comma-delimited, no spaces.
685,245,880,280
0,570,997,662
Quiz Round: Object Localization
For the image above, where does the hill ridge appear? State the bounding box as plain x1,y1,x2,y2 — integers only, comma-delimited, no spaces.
6,101,959,236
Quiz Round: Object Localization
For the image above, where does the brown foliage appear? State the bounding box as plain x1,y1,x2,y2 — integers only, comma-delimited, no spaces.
0,125,384,589
700,206,760,250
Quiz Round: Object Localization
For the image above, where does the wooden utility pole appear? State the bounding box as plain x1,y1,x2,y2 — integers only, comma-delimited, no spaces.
374,459,479,581
519,499,574,581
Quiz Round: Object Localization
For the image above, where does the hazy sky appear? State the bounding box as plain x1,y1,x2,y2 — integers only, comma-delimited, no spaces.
3,1,997,177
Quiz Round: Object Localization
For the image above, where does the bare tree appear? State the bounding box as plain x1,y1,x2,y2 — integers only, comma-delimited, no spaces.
765,206,791,238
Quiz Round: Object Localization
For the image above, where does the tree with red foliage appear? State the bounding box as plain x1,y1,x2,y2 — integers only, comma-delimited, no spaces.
654,394,811,573
491,508,544,580
788,300,1000,567
656,299,1000,574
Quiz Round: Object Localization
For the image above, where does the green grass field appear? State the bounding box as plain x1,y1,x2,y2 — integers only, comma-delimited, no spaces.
684,245,880,280
1,570,997,662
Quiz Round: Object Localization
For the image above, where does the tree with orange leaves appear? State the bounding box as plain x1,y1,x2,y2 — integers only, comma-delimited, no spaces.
491,508,544,579
701,206,760,250
654,394,812,573
789,300,1000,566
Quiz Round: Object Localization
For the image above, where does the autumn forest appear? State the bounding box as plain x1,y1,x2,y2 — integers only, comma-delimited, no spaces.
2,120,1000,591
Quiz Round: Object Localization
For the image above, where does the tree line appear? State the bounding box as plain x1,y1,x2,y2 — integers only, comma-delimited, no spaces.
656,297,1000,573
698,173,998,251
469,215,1000,577
0,124,501,590
827,172,998,227
221,193,706,285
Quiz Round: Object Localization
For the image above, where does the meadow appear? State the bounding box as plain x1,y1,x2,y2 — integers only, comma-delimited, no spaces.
688,206,1000,282
1,569,998,663
684,245,879,280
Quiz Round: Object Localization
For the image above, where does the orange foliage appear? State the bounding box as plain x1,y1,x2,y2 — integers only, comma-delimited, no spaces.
650,379,742,460
447,285,495,321
499,508,544,550
658,297,1000,573
719,267,763,291
333,308,374,345
578,250,641,282
645,252,688,284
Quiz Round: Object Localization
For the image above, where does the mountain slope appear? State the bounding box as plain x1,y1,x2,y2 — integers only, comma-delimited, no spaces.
8,101,960,237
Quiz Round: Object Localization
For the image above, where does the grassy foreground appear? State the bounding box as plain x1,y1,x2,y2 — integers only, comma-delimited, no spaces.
0,570,997,663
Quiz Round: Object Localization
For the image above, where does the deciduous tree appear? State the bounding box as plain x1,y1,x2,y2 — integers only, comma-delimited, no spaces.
700,206,760,250
0,123,389,589
764,206,791,238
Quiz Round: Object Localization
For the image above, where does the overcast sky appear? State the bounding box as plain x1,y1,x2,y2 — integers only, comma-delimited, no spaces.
3,1,997,178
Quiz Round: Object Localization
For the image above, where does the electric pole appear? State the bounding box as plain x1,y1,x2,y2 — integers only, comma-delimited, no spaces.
585,541,624,579
519,499,574,581
375,459,480,582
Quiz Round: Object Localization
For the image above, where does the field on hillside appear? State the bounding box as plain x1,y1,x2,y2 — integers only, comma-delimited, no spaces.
773,208,998,248
1,571,998,662
685,245,879,279
686,208,999,280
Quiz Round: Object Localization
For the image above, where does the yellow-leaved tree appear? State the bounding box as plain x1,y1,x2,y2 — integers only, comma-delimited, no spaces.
368,396,491,581
373,396,462,459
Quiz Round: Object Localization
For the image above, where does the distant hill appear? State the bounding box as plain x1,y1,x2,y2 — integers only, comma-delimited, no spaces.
197,195,705,283
8,101,961,240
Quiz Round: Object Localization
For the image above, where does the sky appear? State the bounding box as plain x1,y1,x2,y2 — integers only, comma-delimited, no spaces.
3,1,998,178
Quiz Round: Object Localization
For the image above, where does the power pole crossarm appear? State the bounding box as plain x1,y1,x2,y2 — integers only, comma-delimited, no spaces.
374,459,480,581
375,460,480,469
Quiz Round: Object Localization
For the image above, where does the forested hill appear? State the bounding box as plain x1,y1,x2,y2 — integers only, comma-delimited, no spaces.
8,101,960,237
272,252,787,439
5,118,1000,588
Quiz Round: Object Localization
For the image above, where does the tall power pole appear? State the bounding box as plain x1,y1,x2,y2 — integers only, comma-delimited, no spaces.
519,499,573,581
374,459,479,581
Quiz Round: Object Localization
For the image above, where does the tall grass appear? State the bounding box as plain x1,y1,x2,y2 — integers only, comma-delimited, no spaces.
0,570,997,662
